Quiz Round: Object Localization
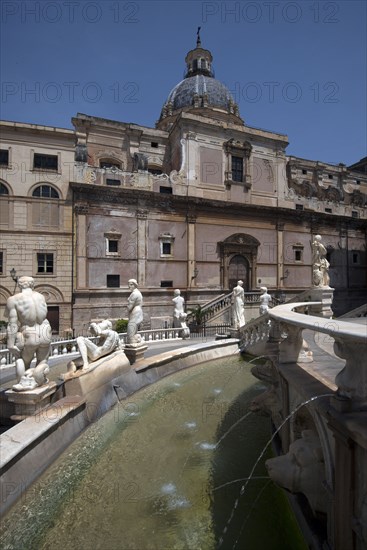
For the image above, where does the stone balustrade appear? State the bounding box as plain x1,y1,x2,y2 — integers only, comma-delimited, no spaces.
269,302,367,409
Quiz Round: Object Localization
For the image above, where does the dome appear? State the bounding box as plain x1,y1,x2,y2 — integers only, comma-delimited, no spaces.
158,32,243,126
165,74,236,112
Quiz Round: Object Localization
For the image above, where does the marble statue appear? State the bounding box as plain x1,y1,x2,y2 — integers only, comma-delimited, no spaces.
172,289,190,338
74,320,123,370
259,286,272,315
312,234,330,288
126,279,143,345
266,429,328,515
5,276,52,391
232,280,246,329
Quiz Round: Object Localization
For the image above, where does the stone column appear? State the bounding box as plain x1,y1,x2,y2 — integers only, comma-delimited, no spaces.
277,222,284,287
136,210,147,287
187,214,197,287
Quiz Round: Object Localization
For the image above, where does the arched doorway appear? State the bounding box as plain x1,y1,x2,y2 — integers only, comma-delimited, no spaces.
228,255,249,290
219,233,260,290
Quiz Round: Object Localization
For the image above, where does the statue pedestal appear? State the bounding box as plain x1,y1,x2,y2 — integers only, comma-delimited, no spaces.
307,287,334,318
5,382,57,421
124,343,148,365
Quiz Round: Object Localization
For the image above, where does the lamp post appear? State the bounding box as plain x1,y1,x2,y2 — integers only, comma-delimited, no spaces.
10,268,18,293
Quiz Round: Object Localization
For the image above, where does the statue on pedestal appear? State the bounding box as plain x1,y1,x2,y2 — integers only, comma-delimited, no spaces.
312,234,330,288
172,289,190,338
5,276,51,391
259,286,272,315
126,279,143,345
72,320,123,371
232,280,246,329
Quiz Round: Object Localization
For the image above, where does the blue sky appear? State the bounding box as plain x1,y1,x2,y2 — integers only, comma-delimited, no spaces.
1,0,366,165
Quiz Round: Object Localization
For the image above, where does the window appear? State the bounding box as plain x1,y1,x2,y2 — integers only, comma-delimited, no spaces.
302,169,307,175
327,174,333,179
162,242,171,255
352,252,360,264
108,240,118,253
0,251,3,274
0,150,9,166
148,168,163,175
0,183,10,225
325,208,332,213
151,142,158,148
295,204,304,211
231,156,243,182
107,274,120,288
160,280,173,288
37,253,54,273
356,180,361,185
160,186,172,194
106,178,121,186
33,153,58,171
105,233,121,256
100,160,121,170
293,245,304,262
159,233,175,257
352,210,359,218
32,185,60,227
0,182,9,195
32,185,59,199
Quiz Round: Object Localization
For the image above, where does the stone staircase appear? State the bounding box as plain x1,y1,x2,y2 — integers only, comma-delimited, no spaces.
186,291,263,325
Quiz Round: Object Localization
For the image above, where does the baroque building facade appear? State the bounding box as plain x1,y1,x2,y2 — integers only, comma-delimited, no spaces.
1,38,366,334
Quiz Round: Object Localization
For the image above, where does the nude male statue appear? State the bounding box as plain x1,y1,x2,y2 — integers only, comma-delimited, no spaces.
75,320,122,370
5,276,52,391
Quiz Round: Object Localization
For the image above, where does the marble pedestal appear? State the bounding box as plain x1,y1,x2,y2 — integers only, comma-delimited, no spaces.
124,343,148,365
5,382,57,421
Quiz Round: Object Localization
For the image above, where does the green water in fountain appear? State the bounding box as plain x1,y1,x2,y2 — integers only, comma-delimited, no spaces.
1,355,307,550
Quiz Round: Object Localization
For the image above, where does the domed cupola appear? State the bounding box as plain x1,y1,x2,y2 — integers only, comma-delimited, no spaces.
157,29,244,129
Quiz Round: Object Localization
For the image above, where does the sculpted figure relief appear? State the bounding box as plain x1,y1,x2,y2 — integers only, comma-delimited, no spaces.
266,429,328,515
5,276,52,391
232,280,246,329
312,234,330,288
126,279,143,345
74,320,123,370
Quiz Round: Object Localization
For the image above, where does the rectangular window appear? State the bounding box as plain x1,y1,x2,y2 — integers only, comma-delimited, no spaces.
151,142,158,148
327,174,333,179
160,280,173,288
160,186,172,194
108,240,118,253
295,204,304,211
162,242,171,255
0,251,3,274
37,253,54,273
107,274,120,288
325,208,332,213
33,153,58,171
352,252,360,264
352,211,358,218
302,169,307,175
231,156,243,182
0,149,9,166
106,178,121,186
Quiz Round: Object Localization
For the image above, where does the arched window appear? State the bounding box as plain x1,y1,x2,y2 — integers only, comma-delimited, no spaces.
32,185,59,199
0,182,9,195
99,159,122,170
31,184,60,227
